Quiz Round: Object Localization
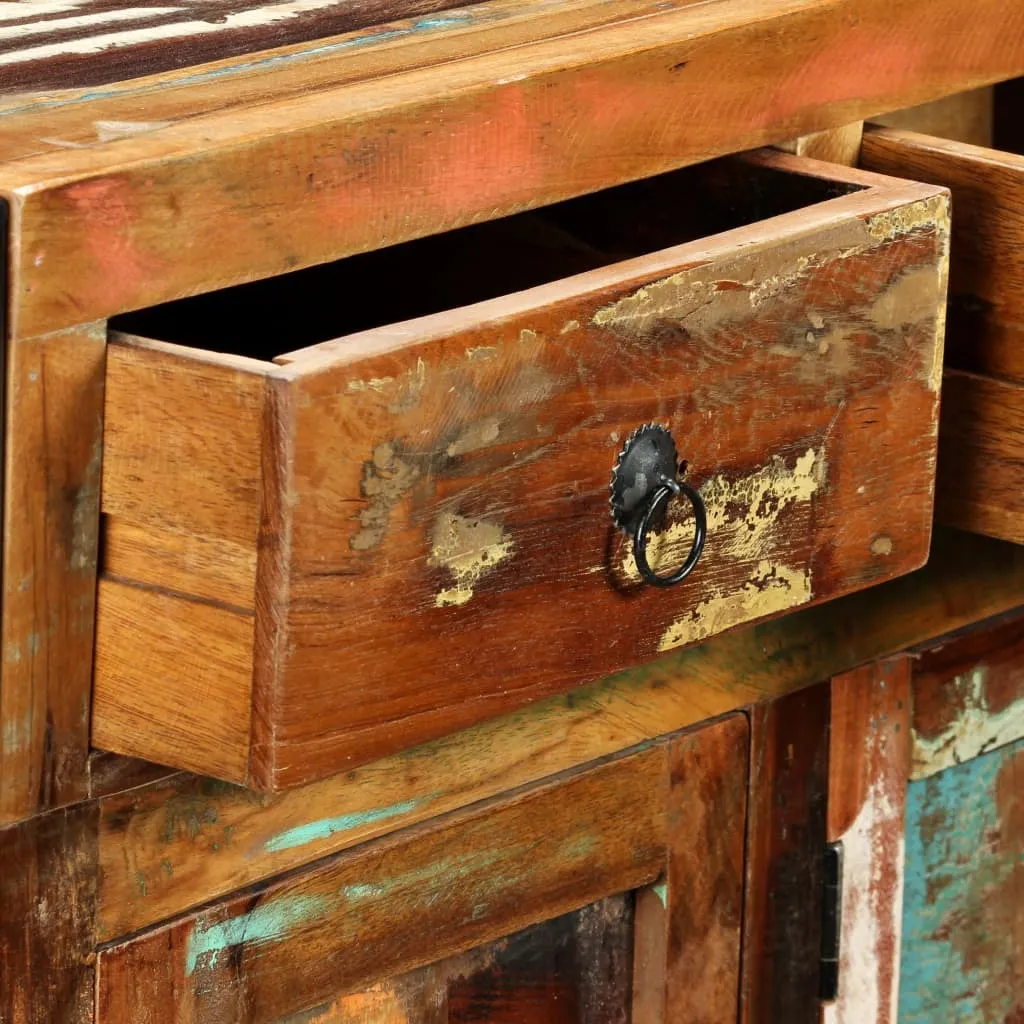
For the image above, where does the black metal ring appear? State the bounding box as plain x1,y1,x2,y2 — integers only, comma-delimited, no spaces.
632,477,707,588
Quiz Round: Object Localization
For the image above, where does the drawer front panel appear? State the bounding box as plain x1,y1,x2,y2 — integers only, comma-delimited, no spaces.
862,124,1024,544
92,155,949,789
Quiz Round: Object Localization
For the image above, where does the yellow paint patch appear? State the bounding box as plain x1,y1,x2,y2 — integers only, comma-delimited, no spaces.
620,448,822,583
865,193,950,244
430,512,514,608
345,376,395,393
658,561,811,652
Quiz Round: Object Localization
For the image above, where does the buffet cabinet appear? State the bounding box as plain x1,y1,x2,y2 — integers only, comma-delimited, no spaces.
1,0,1023,1021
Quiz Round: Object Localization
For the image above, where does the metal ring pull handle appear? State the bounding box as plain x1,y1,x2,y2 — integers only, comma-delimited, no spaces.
631,476,707,587
610,424,707,588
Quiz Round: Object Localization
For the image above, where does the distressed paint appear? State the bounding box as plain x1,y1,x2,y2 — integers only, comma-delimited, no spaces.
825,780,905,1024
186,894,328,975
351,442,421,552
429,512,514,607
899,740,1023,1024
265,798,425,852
911,666,1024,780
638,448,821,652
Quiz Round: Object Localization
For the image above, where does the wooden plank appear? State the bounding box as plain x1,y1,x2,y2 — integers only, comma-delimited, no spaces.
822,659,912,1024
633,714,747,1023
0,0,497,93
934,369,1024,545
778,123,865,166
898,738,1023,1024
94,527,1024,940
0,0,739,162
861,126,1024,382
92,580,255,784
0,322,105,825
872,88,994,147
0,803,98,1024
741,684,830,1024
2,0,1021,339
96,745,668,1021
100,339,268,610
910,609,1024,779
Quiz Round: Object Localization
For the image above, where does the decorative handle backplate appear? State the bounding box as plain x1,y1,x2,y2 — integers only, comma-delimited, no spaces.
610,424,707,587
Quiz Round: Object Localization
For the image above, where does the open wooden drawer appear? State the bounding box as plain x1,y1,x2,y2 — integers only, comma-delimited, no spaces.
91,151,949,790
861,83,1024,544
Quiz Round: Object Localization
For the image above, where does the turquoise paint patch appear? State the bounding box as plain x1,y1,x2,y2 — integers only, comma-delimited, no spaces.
186,895,327,975
899,739,1022,1023
264,798,424,853
652,881,668,909
341,883,386,900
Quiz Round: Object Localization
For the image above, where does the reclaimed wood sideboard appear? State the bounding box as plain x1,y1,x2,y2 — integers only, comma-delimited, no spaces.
1,1,1023,1021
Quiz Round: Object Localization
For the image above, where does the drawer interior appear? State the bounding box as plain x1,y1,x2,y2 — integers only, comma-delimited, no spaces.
111,155,863,359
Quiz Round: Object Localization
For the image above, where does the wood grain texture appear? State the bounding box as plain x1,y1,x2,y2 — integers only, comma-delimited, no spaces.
934,369,1024,544
100,340,268,609
0,322,105,825
823,659,912,1024
872,88,994,147
861,125,1024,381
97,745,669,1022
633,715,747,1023
94,527,1024,941
910,609,1024,779
0,803,98,1024
0,0,495,92
93,158,950,790
778,123,865,167
1,0,1019,339
898,738,1022,1024
741,684,830,1024
92,581,255,783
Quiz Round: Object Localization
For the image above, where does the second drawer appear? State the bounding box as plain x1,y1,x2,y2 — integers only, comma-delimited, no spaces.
92,151,949,790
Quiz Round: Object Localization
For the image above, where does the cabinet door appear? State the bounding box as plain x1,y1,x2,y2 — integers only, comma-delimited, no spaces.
96,714,748,1023
899,613,1024,1024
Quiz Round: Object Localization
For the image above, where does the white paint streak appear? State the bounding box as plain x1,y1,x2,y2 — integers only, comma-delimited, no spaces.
822,781,905,1024
911,666,1024,780
0,0,345,66
0,6,180,41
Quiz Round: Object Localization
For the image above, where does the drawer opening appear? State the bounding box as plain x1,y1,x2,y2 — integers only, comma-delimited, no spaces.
111,156,863,361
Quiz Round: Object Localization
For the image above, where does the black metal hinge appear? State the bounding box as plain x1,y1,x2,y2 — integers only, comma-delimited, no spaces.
819,842,843,1001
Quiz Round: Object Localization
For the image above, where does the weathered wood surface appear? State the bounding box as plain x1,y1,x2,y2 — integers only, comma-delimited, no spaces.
0,804,98,1024
96,717,746,1022
741,684,830,1024
93,527,1024,941
632,716,747,1024
911,607,1024,779
873,88,994,147
0,0,1020,339
778,123,865,167
899,738,1022,1024
92,156,949,790
286,893,635,1024
0,0,494,93
823,659,911,1024
862,126,1024,382
862,127,1024,543
934,369,1024,545
0,323,106,825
